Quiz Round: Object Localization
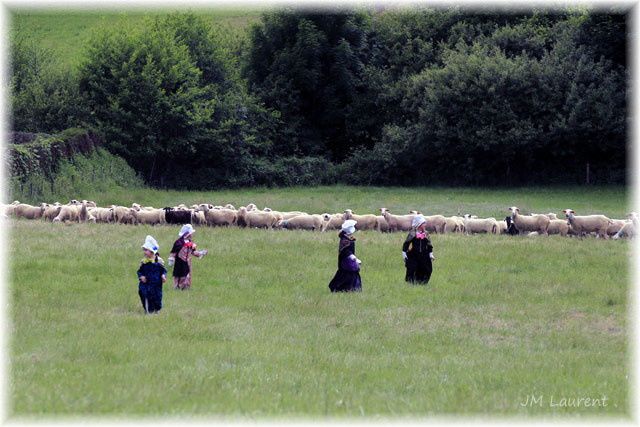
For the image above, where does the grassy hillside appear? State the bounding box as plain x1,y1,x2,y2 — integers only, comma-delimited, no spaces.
9,8,264,70
8,187,630,417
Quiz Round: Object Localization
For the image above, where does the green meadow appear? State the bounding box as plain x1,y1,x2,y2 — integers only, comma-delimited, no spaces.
8,186,630,418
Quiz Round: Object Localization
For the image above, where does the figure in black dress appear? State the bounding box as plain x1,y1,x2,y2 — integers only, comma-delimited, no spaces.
328,220,362,292
402,215,435,284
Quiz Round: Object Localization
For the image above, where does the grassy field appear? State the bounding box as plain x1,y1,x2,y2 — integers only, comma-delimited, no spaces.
8,186,630,418
9,8,264,70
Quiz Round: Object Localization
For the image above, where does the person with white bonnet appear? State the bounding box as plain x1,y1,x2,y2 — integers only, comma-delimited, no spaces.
328,219,363,292
137,235,167,313
168,224,208,290
402,214,435,284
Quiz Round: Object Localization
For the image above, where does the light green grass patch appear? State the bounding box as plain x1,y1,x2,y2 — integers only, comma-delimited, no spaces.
10,9,264,71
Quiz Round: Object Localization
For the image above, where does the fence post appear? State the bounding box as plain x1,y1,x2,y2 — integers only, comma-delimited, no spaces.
586,162,590,185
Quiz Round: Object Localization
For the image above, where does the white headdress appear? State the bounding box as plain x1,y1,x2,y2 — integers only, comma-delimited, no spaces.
142,235,159,254
178,224,195,238
341,219,357,234
412,215,426,228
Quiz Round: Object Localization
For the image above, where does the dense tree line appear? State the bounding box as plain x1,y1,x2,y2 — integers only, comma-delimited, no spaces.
9,7,628,187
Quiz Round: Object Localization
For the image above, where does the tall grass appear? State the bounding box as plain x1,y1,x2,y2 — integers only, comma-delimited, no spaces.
7,185,630,417
9,148,144,204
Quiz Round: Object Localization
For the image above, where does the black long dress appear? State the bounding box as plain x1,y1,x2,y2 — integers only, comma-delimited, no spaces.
402,230,433,284
328,231,362,292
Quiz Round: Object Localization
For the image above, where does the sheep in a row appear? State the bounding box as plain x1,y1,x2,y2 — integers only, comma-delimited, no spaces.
343,209,379,231
380,208,414,232
463,214,499,234
562,209,612,239
612,212,638,239
509,206,550,235
7,199,633,241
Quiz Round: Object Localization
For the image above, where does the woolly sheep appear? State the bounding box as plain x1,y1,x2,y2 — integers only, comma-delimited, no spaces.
606,219,627,237
547,219,569,236
562,209,612,239
3,201,20,217
53,205,80,223
14,203,46,220
496,219,508,234
321,213,343,232
343,209,379,231
380,208,414,232
112,205,137,224
238,207,279,229
279,214,323,231
463,214,498,234
89,207,115,223
375,215,390,232
43,204,62,221
509,207,550,235
131,208,165,225
279,211,308,220
191,210,207,226
424,215,447,234
164,207,191,225
444,216,465,233
204,208,237,227
613,212,638,239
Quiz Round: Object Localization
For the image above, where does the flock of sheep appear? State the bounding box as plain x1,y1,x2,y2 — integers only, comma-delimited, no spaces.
3,199,637,239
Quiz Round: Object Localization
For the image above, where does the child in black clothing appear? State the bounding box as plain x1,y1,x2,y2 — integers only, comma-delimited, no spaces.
402,215,435,284
137,235,167,314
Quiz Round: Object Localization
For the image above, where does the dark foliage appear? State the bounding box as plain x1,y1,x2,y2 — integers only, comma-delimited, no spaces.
9,8,628,188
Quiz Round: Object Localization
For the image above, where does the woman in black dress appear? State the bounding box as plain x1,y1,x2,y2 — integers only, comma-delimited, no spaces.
328,219,362,292
402,215,435,284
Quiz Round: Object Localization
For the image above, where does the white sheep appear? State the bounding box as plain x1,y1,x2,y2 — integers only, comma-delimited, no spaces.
321,213,343,232
606,219,628,237
14,203,46,220
509,207,550,235
496,219,508,234
380,208,414,232
444,216,465,233
562,209,612,239
204,208,237,227
613,212,638,239
279,214,323,231
89,207,115,223
343,209,379,231
53,205,80,223
547,219,569,237
463,214,498,234
424,215,447,233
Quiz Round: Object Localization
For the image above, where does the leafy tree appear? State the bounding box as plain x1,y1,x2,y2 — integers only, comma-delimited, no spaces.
10,35,88,133
245,10,370,160
79,14,282,187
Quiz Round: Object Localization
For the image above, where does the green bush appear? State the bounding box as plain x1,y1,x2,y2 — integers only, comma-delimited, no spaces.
10,35,89,132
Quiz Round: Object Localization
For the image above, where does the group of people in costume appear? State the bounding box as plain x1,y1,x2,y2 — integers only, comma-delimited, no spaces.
136,215,435,313
328,214,435,292
136,224,208,314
